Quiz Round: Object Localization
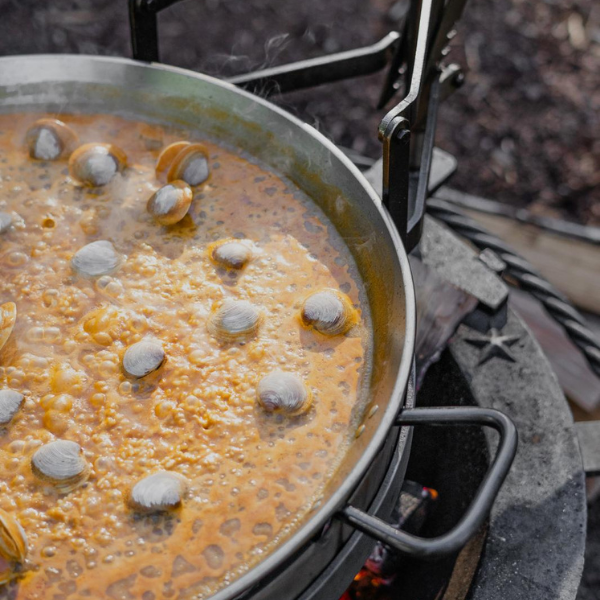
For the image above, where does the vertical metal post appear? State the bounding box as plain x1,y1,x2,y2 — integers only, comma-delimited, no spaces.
382,119,411,248
128,0,160,62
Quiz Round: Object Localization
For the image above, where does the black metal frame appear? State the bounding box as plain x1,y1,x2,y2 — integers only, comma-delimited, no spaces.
227,32,401,96
128,0,179,62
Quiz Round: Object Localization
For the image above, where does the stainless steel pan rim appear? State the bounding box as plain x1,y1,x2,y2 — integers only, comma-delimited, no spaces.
0,54,416,600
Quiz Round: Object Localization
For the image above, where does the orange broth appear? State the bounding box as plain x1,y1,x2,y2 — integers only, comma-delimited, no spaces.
0,113,371,599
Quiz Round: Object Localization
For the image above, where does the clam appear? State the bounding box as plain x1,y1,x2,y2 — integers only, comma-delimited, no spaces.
209,239,252,270
72,240,120,277
31,440,90,493
0,390,24,425
207,300,261,342
155,141,190,178
155,141,210,187
0,508,27,584
147,180,193,226
122,338,165,378
68,143,127,187
0,213,12,235
0,302,16,354
257,371,311,416
25,118,78,161
128,471,187,513
300,289,358,336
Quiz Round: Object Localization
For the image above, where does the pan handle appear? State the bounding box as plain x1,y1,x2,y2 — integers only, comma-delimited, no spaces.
340,406,517,559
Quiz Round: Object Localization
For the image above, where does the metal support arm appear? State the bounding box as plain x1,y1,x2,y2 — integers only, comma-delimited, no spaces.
341,406,517,558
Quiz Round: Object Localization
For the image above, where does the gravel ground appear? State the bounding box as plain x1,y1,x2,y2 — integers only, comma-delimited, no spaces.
0,0,598,596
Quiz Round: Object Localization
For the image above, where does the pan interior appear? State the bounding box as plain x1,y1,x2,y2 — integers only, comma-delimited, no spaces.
0,55,414,598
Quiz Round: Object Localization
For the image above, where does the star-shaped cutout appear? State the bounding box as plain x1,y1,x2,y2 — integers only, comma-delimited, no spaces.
464,328,521,365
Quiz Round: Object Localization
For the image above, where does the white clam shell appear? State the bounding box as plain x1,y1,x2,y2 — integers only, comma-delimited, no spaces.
208,300,261,342
300,289,357,336
210,240,252,270
0,390,23,425
167,145,210,187
257,370,311,416
33,128,61,160
0,213,13,234
31,440,89,493
72,240,120,277
68,143,126,187
147,181,193,226
179,154,209,186
25,118,77,161
122,339,165,378
129,471,187,513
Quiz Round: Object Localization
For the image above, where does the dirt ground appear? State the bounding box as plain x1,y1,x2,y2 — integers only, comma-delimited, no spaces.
0,0,598,596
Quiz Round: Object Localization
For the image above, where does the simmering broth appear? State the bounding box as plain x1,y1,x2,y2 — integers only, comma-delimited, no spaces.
0,114,371,599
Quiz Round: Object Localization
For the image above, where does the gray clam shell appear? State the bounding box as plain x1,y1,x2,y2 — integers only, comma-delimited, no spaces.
32,127,61,161
74,151,118,186
181,155,209,187
123,339,165,378
147,182,192,225
0,213,12,235
31,440,89,492
72,240,120,277
208,300,261,342
0,390,23,425
129,471,187,513
212,241,251,270
301,290,353,336
257,371,310,415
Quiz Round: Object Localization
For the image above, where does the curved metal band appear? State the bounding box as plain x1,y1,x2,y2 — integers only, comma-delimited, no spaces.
341,406,518,559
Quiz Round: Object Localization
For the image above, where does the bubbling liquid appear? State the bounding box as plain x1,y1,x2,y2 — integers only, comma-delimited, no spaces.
0,113,371,599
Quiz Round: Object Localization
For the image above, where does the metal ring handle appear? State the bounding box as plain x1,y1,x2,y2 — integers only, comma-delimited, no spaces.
340,406,517,559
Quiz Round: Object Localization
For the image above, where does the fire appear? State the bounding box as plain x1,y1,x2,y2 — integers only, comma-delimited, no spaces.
340,484,438,599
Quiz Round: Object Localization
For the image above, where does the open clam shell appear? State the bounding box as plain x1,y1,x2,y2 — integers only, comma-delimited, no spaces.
0,302,16,355
209,239,252,270
155,141,210,187
257,370,311,416
300,289,358,336
25,118,78,161
68,143,127,187
31,440,90,493
72,240,120,278
207,300,261,343
167,144,210,187
0,509,27,568
122,338,165,378
147,180,193,226
0,390,24,425
128,471,188,513
155,141,190,179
